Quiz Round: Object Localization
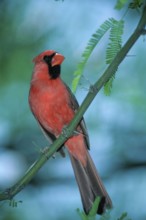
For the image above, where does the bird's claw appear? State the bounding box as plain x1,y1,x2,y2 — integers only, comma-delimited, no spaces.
73,130,81,136
62,126,72,139
40,146,56,159
62,126,82,138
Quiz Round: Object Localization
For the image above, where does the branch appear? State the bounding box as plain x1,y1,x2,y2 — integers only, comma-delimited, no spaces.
0,5,146,202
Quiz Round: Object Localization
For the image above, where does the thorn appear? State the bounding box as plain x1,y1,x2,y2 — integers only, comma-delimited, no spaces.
89,84,98,93
79,75,92,92
142,28,146,36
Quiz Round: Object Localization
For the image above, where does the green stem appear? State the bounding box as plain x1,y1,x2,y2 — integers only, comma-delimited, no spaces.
0,5,146,202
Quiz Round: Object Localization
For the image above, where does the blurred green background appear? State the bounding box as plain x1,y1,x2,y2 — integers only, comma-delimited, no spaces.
0,0,146,219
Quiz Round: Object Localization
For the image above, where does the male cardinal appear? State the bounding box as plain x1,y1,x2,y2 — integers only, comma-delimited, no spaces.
29,50,112,215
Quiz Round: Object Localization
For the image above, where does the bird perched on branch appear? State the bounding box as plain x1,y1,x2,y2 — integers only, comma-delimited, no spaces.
29,50,112,215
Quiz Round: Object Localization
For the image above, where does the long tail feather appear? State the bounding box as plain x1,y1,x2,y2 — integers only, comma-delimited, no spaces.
69,151,112,215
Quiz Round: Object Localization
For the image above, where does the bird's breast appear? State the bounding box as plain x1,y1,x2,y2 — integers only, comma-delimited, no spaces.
29,78,74,136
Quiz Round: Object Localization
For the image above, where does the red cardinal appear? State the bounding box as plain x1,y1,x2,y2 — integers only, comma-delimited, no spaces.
29,50,112,214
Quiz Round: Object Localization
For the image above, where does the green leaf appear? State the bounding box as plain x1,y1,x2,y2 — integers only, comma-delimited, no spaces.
77,208,88,220
72,18,124,95
9,199,22,208
72,18,115,93
106,19,124,64
104,75,115,95
77,197,100,220
104,19,124,95
115,0,129,10
117,212,132,220
129,0,143,9
88,196,100,217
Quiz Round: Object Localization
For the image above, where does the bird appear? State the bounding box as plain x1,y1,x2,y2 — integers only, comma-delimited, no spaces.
29,50,112,215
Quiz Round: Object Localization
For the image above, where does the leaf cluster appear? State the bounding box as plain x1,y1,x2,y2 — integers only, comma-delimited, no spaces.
72,0,145,95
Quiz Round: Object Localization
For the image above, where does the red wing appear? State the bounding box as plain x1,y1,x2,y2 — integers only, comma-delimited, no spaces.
64,83,90,150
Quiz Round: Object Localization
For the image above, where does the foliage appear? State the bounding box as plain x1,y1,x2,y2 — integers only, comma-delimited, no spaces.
115,0,129,10
9,199,22,208
77,208,132,220
76,197,132,220
77,197,101,220
117,212,132,220
129,0,144,9
115,0,144,10
72,18,124,94
104,19,124,95
72,0,145,95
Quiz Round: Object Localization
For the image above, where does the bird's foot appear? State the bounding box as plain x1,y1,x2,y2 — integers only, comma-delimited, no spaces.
40,146,56,159
61,125,73,139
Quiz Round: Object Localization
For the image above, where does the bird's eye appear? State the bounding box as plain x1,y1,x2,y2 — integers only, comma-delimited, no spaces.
43,53,56,64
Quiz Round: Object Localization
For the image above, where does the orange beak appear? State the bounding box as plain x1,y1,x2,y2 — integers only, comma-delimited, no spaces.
51,53,65,67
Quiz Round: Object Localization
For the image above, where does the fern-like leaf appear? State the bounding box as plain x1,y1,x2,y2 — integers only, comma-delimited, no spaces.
117,212,132,220
72,18,115,93
104,19,124,95
115,0,129,10
129,0,143,9
106,19,124,64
